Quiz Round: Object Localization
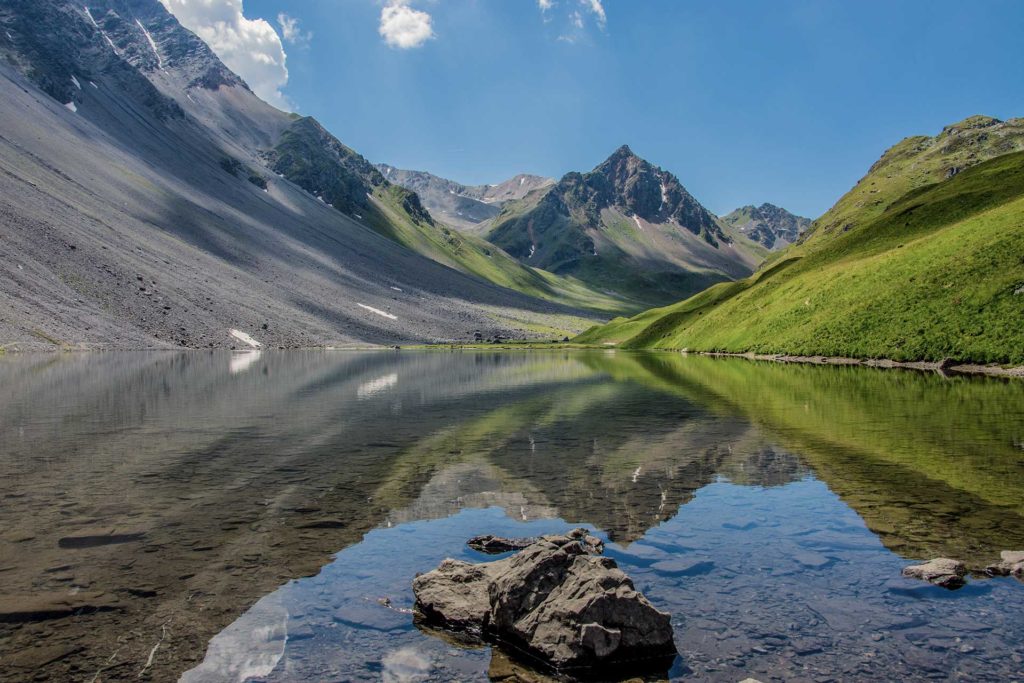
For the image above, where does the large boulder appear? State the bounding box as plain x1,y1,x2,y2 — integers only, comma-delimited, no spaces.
901,558,967,589
413,530,677,676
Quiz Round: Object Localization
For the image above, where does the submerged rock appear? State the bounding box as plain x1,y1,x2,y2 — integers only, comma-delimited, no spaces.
467,535,538,554
413,530,676,676
986,550,1024,579
901,558,967,589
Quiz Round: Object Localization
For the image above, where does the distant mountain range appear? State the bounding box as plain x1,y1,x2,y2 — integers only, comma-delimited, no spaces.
377,166,553,233
480,145,766,306
721,203,810,250
579,115,1024,364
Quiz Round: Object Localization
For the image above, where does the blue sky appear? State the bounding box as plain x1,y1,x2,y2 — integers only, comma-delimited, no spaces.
210,0,1023,217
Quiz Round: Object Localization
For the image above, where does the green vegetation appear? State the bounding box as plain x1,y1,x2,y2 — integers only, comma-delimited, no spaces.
578,351,1024,558
579,138,1024,364
272,117,635,315
804,115,1024,246
367,187,635,315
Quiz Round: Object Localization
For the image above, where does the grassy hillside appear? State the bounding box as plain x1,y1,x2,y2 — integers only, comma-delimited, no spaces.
578,148,1024,363
804,115,1024,247
366,187,633,314
272,117,632,315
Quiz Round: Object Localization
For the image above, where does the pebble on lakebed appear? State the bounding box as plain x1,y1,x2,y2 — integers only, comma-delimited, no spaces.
413,528,678,677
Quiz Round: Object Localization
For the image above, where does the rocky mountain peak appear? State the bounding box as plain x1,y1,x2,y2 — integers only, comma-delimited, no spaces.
722,203,810,250
577,146,723,242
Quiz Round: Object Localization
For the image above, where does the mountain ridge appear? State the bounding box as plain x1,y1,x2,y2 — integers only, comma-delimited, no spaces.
0,0,605,349
482,145,765,307
376,165,553,233
577,116,1024,364
722,203,811,250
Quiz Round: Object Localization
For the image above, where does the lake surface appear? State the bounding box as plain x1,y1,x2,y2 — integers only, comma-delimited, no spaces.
1,350,1022,682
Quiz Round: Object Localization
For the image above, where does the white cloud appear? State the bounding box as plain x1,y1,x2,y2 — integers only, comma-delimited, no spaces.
277,13,311,47
582,0,606,28
570,10,583,29
538,0,554,11
379,1,435,50
158,0,291,110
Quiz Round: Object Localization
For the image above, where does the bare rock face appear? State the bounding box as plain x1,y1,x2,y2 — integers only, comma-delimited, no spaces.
901,558,967,589
986,550,1024,579
413,530,677,675
412,558,496,633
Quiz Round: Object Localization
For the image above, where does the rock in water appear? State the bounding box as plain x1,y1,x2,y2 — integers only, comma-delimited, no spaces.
468,528,604,556
467,535,539,554
901,558,967,589
986,550,1024,579
413,531,676,676
412,559,496,634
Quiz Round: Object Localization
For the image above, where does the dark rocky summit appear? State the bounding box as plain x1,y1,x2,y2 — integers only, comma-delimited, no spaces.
721,203,811,250
414,529,677,676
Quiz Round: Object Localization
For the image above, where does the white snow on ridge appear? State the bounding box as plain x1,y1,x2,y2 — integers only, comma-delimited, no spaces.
70,75,81,89
64,101,77,113
519,177,525,186
90,81,98,89
659,180,668,211
229,329,262,348
358,303,397,320
136,19,164,69
390,286,403,292
528,244,535,258
84,6,117,49
632,215,643,231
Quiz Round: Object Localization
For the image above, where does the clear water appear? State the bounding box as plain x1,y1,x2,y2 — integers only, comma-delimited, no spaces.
1,350,1022,682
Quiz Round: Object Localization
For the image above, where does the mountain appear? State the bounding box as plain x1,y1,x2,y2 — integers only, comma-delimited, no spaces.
0,0,619,350
376,165,553,233
577,116,1024,364
482,145,766,308
803,114,1024,245
721,203,810,250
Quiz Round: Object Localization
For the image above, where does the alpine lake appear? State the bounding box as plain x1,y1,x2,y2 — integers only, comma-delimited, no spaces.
1,350,1022,682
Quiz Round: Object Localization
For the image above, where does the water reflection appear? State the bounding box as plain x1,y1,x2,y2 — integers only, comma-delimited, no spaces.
0,351,1022,682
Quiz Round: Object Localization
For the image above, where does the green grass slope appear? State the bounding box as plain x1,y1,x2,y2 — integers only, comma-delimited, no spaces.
804,115,1024,246
272,117,631,315
578,149,1024,363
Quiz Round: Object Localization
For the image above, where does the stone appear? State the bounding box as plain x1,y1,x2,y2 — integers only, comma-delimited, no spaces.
0,592,120,623
333,599,412,632
414,531,677,675
792,551,833,569
412,559,496,634
651,557,715,576
901,558,967,589
467,535,538,554
985,550,1024,578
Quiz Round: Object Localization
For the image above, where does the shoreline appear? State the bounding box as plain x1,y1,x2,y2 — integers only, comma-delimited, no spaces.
696,351,1024,379
3,342,1023,379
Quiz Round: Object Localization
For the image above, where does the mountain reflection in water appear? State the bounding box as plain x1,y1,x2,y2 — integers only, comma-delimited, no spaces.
0,350,1022,682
